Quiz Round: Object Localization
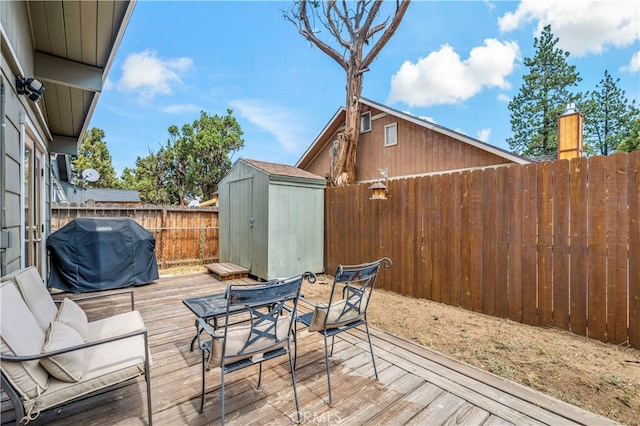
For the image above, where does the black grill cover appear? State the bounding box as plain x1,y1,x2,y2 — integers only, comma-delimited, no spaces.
47,218,159,293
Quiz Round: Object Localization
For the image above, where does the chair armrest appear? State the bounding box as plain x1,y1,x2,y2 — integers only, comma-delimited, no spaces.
298,296,326,309
0,327,148,363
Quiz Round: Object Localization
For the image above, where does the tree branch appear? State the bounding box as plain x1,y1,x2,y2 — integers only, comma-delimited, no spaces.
362,0,410,68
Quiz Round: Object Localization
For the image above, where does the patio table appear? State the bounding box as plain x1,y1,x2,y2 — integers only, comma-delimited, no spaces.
182,291,279,351
183,292,235,351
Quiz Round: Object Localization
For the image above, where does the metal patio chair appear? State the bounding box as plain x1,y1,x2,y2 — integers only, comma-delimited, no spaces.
296,257,392,406
196,272,314,424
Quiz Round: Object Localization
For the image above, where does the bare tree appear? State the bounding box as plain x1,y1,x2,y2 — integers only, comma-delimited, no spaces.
285,0,410,185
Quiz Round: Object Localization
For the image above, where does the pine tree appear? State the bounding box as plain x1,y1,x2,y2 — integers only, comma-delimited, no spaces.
582,70,638,155
507,25,582,158
74,128,120,188
617,112,640,153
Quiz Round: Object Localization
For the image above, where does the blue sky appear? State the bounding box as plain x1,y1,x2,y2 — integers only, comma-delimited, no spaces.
89,0,640,175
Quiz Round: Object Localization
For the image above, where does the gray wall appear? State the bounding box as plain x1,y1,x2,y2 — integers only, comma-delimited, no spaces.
1,1,52,277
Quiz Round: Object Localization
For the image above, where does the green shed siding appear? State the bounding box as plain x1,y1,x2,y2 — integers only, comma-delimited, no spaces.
218,158,325,280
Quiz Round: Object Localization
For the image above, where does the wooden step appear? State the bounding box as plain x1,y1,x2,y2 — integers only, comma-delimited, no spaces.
205,262,250,280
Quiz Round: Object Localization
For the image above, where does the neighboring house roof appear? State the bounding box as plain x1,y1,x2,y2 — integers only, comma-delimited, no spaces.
85,188,141,203
296,98,530,169
529,154,557,163
242,158,326,181
58,181,140,204
22,1,136,154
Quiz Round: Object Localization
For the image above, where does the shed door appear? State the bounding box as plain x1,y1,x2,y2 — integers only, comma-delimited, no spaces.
229,177,252,268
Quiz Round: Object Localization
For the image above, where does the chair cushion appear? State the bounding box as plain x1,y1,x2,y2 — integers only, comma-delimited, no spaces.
11,266,58,332
87,310,146,342
33,333,149,413
0,281,50,399
56,298,89,340
308,291,369,332
209,313,292,368
40,322,84,382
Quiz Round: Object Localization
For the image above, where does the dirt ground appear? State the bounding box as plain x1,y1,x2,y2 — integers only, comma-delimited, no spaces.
300,276,640,426
161,267,640,425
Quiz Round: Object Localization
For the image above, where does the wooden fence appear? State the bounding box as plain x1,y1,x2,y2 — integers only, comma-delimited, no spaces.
50,205,219,268
325,151,639,349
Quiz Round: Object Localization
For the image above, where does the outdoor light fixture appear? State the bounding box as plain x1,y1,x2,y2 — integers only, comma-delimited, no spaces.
369,167,389,200
16,77,45,102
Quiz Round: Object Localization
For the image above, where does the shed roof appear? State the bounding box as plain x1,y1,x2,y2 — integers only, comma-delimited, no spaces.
242,158,325,181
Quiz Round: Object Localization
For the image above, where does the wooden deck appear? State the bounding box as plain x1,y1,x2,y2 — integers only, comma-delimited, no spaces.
9,273,616,425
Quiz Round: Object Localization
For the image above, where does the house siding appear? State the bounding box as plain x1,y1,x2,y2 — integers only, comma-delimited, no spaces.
301,103,517,183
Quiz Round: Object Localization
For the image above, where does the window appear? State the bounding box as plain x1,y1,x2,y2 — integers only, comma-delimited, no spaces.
384,123,397,147
360,111,371,132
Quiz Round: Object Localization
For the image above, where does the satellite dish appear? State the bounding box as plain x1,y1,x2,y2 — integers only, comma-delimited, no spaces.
81,168,100,183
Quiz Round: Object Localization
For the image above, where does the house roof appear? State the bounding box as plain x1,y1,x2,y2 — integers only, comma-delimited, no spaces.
242,158,326,181
295,98,530,169
22,1,136,154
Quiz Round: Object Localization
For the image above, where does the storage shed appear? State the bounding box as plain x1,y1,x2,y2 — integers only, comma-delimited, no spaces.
218,158,326,280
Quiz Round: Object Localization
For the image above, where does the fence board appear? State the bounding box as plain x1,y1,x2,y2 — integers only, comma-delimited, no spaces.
629,151,640,348
412,178,427,300
482,168,497,316
380,184,394,292
552,160,570,330
449,172,463,307
421,177,434,300
403,178,417,297
460,171,472,310
587,156,607,342
521,164,538,326
607,154,630,345
469,170,484,313
537,162,554,327
569,157,588,336
495,167,510,319
431,175,443,303
507,165,523,322
441,173,452,305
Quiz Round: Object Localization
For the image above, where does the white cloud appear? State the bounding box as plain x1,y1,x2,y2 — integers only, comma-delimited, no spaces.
498,0,640,57
230,99,310,153
116,49,193,102
161,104,202,115
388,39,520,107
420,116,436,124
497,93,511,103
477,128,491,142
620,51,640,72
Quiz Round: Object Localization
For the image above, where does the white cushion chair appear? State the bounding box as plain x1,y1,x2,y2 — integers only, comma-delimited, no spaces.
0,267,152,425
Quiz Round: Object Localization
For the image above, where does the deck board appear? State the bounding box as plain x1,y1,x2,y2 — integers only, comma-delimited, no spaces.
3,272,617,426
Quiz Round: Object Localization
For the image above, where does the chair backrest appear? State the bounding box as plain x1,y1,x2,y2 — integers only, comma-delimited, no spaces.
310,257,392,332
218,272,310,365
